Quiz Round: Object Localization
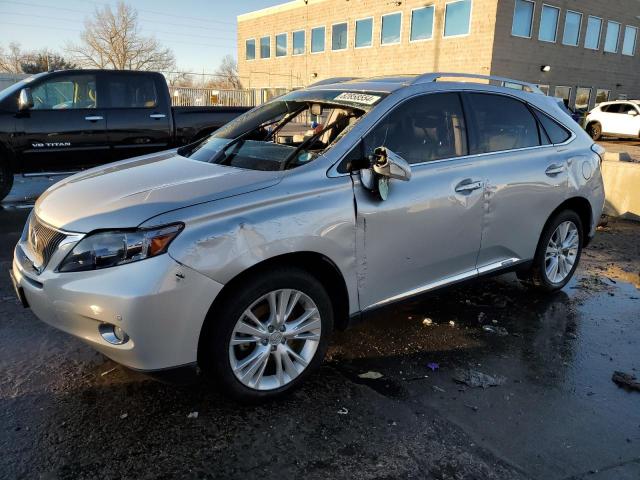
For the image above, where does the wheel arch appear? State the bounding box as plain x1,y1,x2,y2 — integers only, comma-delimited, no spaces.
196,251,351,365
544,196,593,245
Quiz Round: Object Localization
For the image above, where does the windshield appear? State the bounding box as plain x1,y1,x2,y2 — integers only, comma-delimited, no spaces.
178,89,387,171
0,73,47,104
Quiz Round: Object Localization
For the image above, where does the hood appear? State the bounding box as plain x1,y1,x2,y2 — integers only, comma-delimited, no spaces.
35,151,283,232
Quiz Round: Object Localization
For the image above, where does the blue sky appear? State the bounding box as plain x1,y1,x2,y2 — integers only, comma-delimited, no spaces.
0,0,284,72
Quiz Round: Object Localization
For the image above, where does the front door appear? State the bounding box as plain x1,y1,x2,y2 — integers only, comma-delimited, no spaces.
15,73,108,173
352,92,485,310
104,72,172,161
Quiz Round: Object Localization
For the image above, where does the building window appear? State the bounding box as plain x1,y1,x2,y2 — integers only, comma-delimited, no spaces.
381,12,402,45
444,0,472,37
292,30,305,55
584,16,602,50
260,36,270,58
355,18,373,48
332,22,348,50
574,87,592,113
595,89,610,106
538,5,560,43
275,33,287,57
604,21,621,53
245,39,256,60
622,25,638,56
537,84,550,95
512,0,534,38
411,6,435,41
554,86,572,107
311,26,325,53
562,11,582,46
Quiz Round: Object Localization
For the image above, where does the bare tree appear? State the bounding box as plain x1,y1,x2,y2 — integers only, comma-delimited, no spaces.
21,50,77,74
165,70,194,87
209,55,241,89
0,43,24,73
66,1,175,71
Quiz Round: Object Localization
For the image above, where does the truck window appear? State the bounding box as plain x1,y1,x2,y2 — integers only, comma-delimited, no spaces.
30,75,97,110
107,74,158,108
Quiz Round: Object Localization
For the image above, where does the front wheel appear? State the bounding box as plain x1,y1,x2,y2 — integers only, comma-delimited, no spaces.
204,267,334,402
518,211,583,291
0,160,13,202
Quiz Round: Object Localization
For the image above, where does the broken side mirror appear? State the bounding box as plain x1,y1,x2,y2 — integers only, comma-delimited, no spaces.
18,88,33,111
360,147,412,200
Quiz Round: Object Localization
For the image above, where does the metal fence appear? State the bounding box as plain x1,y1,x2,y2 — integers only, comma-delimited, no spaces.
168,87,290,107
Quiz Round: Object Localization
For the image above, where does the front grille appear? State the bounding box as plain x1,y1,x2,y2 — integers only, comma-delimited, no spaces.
26,214,67,271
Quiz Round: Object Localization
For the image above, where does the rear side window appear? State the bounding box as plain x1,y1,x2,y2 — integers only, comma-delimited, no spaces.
107,75,158,108
533,110,572,144
465,93,539,154
363,92,468,165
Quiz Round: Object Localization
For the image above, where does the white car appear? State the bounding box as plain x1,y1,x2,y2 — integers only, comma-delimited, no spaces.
585,100,640,140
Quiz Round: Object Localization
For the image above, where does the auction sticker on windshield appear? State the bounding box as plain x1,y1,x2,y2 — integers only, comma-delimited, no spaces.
334,92,381,105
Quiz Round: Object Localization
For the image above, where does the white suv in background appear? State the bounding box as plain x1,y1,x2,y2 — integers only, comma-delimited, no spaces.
585,100,640,140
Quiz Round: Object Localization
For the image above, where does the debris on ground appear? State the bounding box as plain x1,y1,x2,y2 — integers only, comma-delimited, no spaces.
358,371,384,380
477,312,486,322
449,320,456,327
612,371,640,392
427,362,439,371
464,404,479,412
422,317,433,326
100,367,117,377
119,413,128,420
482,325,509,336
453,368,507,388
187,411,199,419
432,385,446,393
337,407,349,415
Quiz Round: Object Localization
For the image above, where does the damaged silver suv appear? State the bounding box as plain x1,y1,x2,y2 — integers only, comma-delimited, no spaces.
11,73,605,401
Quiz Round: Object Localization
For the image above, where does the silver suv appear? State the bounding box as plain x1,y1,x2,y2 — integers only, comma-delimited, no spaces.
11,73,605,401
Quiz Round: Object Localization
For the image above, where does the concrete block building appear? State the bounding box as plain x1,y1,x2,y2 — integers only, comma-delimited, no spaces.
237,0,640,111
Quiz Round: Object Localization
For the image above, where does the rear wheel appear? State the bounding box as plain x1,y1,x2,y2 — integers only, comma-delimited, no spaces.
204,267,333,402
0,159,13,202
518,210,583,292
587,122,602,141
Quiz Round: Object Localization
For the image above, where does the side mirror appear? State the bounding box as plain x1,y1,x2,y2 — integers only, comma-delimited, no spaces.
628,110,638,116
18,88,33,111
367,147,412,200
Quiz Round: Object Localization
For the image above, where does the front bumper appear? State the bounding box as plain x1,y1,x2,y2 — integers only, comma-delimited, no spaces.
12,244,223,371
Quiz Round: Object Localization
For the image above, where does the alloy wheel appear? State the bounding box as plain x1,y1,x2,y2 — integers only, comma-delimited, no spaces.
544,221,579,284
228,289,321,391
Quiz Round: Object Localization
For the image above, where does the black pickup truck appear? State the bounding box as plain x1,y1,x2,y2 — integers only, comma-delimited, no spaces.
0,69,251,201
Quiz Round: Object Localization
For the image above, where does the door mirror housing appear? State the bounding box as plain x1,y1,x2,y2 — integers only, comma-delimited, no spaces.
627,110,638,116
18,88,34,111
371,147,412,182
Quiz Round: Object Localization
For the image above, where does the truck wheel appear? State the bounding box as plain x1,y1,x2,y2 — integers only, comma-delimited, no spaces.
587,122,602,141
517,210,583,292
0,160,13,202
203,267,334,402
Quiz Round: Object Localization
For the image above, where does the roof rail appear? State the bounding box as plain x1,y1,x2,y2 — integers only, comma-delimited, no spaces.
308,77,359,88
412,72,543,94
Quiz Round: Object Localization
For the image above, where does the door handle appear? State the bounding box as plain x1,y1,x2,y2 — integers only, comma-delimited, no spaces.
149,113,167,119
85,115,103,121
545,164,565,176
454,180,483,193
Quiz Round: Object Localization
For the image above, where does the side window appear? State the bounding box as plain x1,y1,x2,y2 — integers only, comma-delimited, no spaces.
466,93,539,154
31,75,97,110
107,75,158,108
618,103,635,115
362,93,468,165
533,110,572,144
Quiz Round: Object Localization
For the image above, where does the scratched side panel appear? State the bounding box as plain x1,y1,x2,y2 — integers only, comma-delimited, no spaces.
142,160,360,314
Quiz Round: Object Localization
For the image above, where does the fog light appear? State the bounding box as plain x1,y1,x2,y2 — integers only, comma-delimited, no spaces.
99,323,129,345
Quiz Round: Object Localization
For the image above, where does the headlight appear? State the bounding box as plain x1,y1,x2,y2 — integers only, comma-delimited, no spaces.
58,223,183,273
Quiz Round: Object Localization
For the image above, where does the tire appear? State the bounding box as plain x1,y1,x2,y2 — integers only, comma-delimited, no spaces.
203,267,334,402
587,122,602,141
0,159,13,203
517,210,583,292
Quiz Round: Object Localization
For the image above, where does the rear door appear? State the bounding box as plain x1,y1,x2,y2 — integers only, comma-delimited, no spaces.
104,72,172,161
463,92,570,269
14,72,107,172
352,92,486,310
616,103,640,136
